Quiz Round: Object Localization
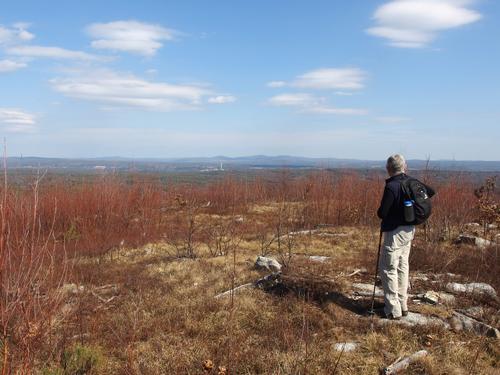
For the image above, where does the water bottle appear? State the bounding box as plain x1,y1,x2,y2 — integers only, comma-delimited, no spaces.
404,200,415,223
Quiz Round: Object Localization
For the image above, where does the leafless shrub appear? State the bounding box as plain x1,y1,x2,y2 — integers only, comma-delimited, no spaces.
0,170,67,373
164,194,205,258
203,215,242,257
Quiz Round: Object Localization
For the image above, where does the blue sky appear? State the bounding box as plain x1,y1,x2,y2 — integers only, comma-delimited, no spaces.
0,0,499,160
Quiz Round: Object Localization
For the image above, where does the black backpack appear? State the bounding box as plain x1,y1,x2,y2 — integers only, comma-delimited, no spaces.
401,178,432,225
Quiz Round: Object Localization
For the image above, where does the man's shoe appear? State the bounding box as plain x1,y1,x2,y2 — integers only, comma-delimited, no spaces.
402,310,409,317
385,313,401,320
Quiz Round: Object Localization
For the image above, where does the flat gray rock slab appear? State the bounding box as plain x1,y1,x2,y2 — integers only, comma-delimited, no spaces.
378,312,450,330
450,311,500,338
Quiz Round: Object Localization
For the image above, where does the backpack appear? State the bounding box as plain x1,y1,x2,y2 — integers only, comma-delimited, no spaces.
401,178,432,225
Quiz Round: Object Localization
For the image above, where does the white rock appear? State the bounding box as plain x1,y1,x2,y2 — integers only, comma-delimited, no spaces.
287,229,318,236
308,255,330,263
475,237,492,248
418,291,455,305
60,283,84,296
446,282,497,299
334,342,358,352
422,291,439,304
254,256,282,273
456,234,492,248
465,222,481,227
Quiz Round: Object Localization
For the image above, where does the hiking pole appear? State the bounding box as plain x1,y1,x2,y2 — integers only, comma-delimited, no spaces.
368,230,383,315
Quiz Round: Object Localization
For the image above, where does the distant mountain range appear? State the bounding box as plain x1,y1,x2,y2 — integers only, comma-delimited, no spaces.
5,155,500,172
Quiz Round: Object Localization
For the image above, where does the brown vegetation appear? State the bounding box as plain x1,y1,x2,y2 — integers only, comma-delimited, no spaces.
1,169,498,373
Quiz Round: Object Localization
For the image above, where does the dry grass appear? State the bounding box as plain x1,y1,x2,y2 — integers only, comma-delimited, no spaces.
1,171,499,373
38,225,499,374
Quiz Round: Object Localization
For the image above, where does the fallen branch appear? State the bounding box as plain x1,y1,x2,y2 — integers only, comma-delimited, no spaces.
215,273,281,299
381,350,428,374
214,283,254,299
345,268,365,277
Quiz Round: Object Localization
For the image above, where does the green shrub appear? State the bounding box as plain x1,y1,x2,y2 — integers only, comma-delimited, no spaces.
59,344,103,375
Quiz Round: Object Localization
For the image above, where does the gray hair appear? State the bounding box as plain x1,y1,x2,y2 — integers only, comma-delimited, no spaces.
386,154,406,175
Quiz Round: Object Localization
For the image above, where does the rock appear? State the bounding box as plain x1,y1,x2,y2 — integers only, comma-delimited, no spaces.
287,229,319,236
60,283,84,296
475,237,493,248
352,283,383,297
308,255,330,263
437,292,456,305
422,291,439,304
487,223,497,229
412,273,430,282
317,232,348,237
378,312,449,329
235,216,244,223
400,312,450,329
455,234,492,248
285,229,348,237
465,222,481,227
419,291,455,305
255,273,282,291
334,342,358,352
445,282,497,299
461,306,485,319
254,256,282,273
450,311,500,338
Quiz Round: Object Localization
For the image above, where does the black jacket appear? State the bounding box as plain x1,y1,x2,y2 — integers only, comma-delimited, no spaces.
377,173,435,232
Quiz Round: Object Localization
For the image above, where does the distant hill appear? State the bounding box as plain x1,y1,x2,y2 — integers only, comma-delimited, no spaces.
5,155,500,172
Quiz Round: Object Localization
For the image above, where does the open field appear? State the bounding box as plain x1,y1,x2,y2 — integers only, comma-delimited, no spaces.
1,170,499,374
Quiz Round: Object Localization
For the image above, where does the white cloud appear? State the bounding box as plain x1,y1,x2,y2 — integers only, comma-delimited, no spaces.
7,45,103,61
0,108,36,133
268,93,318,107
268,93,366,115
267,80,286,88
292,68,366,90
86,20,178,56
50,69,214,111
0,23,34,45
0,59,27,72
208,95,236,104
367,0,482,48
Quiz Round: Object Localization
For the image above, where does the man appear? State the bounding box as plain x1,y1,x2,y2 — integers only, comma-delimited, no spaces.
377,154,435,320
